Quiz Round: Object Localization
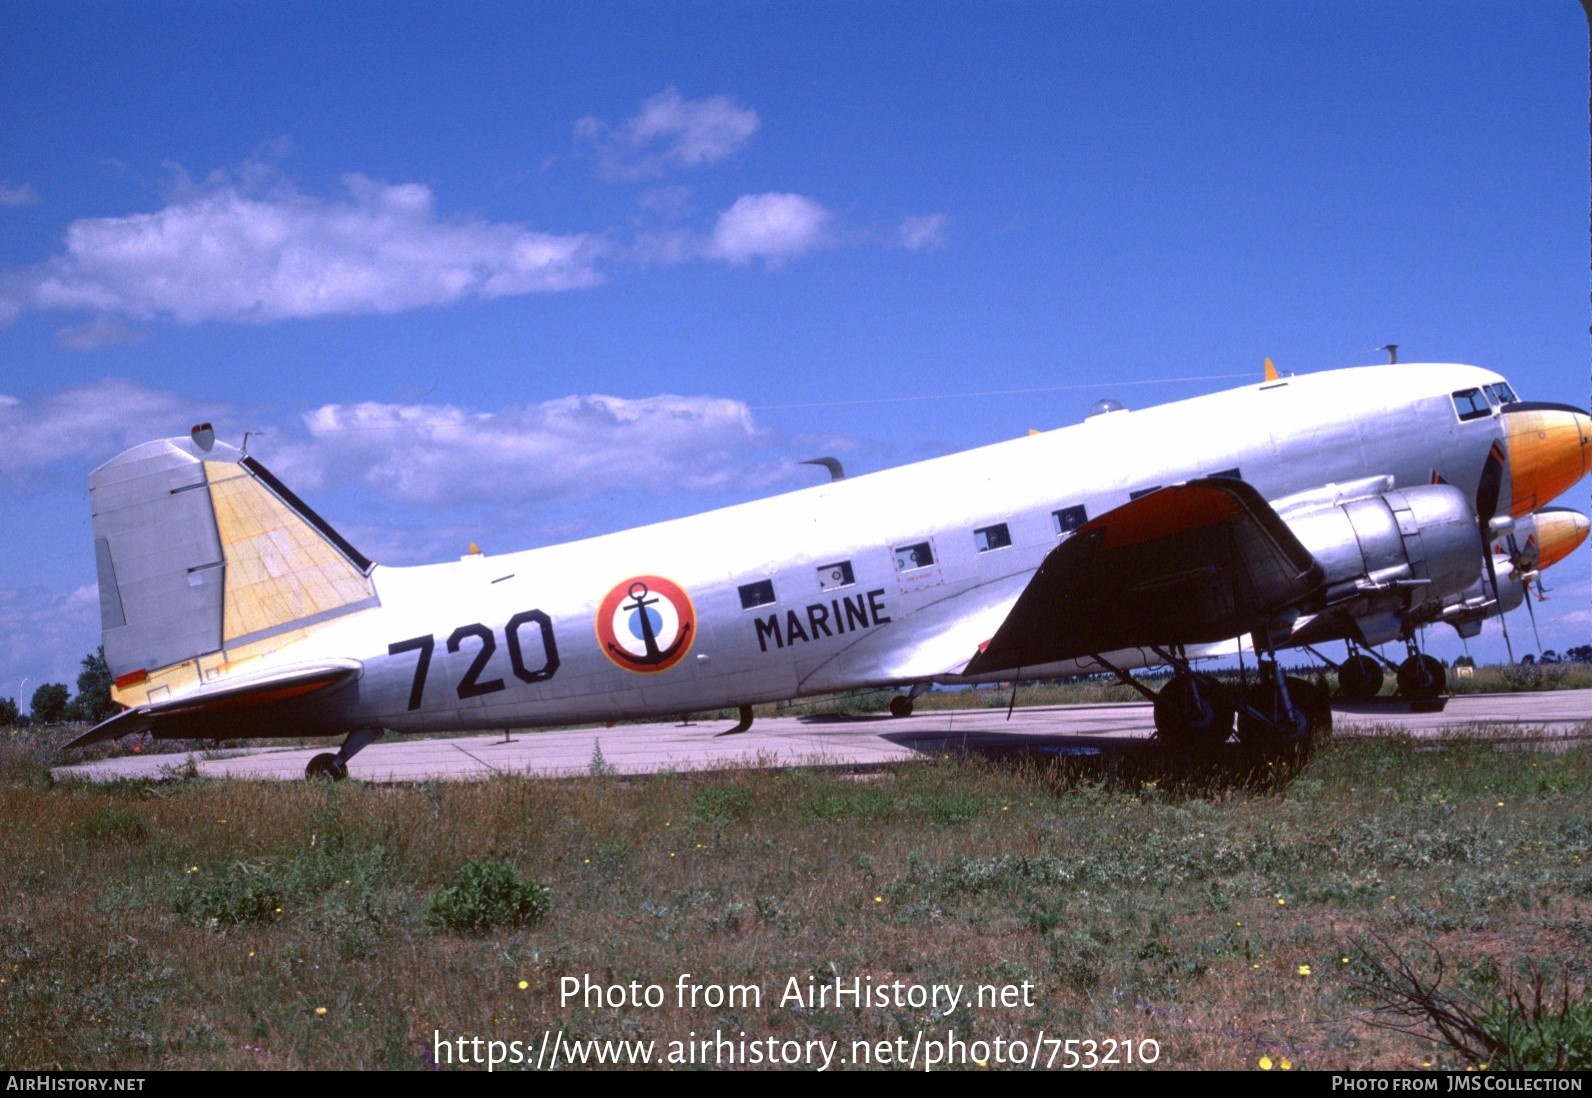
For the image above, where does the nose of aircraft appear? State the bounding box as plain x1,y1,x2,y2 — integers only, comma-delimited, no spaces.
1528,507,1591,573
1504,403,1592,518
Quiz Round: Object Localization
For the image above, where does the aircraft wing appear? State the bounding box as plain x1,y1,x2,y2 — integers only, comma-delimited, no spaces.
964,478,1323,676
66,659,363,748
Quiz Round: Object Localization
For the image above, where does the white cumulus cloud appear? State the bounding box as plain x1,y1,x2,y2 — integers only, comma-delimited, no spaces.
708,193,832,267
0,378,232,477
271,392,778,506
577,87,760,181
4,170,603,327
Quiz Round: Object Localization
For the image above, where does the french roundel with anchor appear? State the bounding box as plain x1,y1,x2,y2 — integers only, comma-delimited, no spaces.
595,575,696,674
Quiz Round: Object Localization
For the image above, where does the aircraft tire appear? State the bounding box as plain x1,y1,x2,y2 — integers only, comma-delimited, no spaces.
1236,676,1330,762
888,695,914,718
1153,673,1234,750
1396,654,1446,700
1337,655,1384,701
305,752,347,782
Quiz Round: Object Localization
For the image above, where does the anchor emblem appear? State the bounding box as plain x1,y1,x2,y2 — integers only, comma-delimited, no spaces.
596,575,696,673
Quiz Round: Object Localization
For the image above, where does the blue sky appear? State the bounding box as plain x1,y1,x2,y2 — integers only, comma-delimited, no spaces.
1,1,1587,701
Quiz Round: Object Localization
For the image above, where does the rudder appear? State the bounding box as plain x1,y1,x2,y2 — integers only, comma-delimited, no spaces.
91,431,378,709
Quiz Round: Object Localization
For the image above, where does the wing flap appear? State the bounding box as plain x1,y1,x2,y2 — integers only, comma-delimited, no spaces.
965,479,1322,675
66,659,362,748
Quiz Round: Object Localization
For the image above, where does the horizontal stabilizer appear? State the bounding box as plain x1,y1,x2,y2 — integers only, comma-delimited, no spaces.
965,478,1323,675
67,659,362,748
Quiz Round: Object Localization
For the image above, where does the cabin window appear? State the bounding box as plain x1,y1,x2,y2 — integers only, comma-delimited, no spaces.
1208,467,1241,480
1053,505,1087,534
1129,485,1162,500
1451,388,1491,422
817,560,855,591
894,541,934,571
738,580,776,609
974,523,1012,552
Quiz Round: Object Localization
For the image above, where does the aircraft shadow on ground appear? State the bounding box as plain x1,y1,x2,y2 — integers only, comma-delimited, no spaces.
878,729,1316,794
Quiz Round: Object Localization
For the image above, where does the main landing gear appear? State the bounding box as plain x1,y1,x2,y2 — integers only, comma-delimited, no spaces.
1311,640,1446,704
1101,643,1332,763
1152,672,1234,751
1233,667,1330,758
1395,641,1446,702
304,727,383,781
1336,646,1386,702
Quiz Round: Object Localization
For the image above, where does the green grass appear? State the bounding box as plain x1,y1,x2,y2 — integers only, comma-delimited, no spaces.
5,727,1592,1070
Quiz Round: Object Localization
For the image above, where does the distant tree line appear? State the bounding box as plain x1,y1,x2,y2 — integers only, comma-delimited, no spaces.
1520,646,1592,666
1,649,117,726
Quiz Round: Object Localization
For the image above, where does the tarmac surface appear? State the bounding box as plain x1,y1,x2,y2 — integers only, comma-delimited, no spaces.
51,689,1592,784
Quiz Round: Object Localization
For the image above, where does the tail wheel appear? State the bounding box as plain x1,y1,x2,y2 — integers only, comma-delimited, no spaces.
305,752,348,781
1153,673,1235,750
1337,654,1384,701
1396,654,1446,700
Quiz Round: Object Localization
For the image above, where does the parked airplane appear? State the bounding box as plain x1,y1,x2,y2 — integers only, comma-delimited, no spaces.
70,362,1591,777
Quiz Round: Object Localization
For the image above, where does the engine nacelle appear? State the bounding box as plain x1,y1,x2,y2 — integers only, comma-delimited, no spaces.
1281,483,1481,628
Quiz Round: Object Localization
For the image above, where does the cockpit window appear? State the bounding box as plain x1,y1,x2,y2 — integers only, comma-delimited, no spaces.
1487,381,1519,405
1451,388,1491,422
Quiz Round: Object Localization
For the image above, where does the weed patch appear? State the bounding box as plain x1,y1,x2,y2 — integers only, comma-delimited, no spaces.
426,859,550,934
1354,941,1592,1069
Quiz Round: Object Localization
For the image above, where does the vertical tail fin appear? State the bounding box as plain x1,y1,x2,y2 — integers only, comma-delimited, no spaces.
92,434,378,709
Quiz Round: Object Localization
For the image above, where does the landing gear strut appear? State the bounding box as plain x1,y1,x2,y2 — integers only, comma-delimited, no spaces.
1235,665,1330,759
1299,641,1388,702
1129,642,1332,763
1337,650,1385,702
304,727,383,781
1396,640,1446,701
1152,671,1235,750
716,705,755,737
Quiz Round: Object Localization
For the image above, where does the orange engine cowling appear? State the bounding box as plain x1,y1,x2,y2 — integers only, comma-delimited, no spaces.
1504,403,1592,518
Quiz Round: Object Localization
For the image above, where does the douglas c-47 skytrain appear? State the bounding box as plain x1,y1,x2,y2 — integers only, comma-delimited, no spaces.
70,361,1591,778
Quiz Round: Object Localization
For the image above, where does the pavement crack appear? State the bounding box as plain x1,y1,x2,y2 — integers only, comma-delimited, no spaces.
450,742,503,772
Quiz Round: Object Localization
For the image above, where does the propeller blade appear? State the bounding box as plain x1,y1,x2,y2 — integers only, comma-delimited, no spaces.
1485,548,1515,664
1523,580,1543,650
1476,440,1506,526
1475,440,1513,663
